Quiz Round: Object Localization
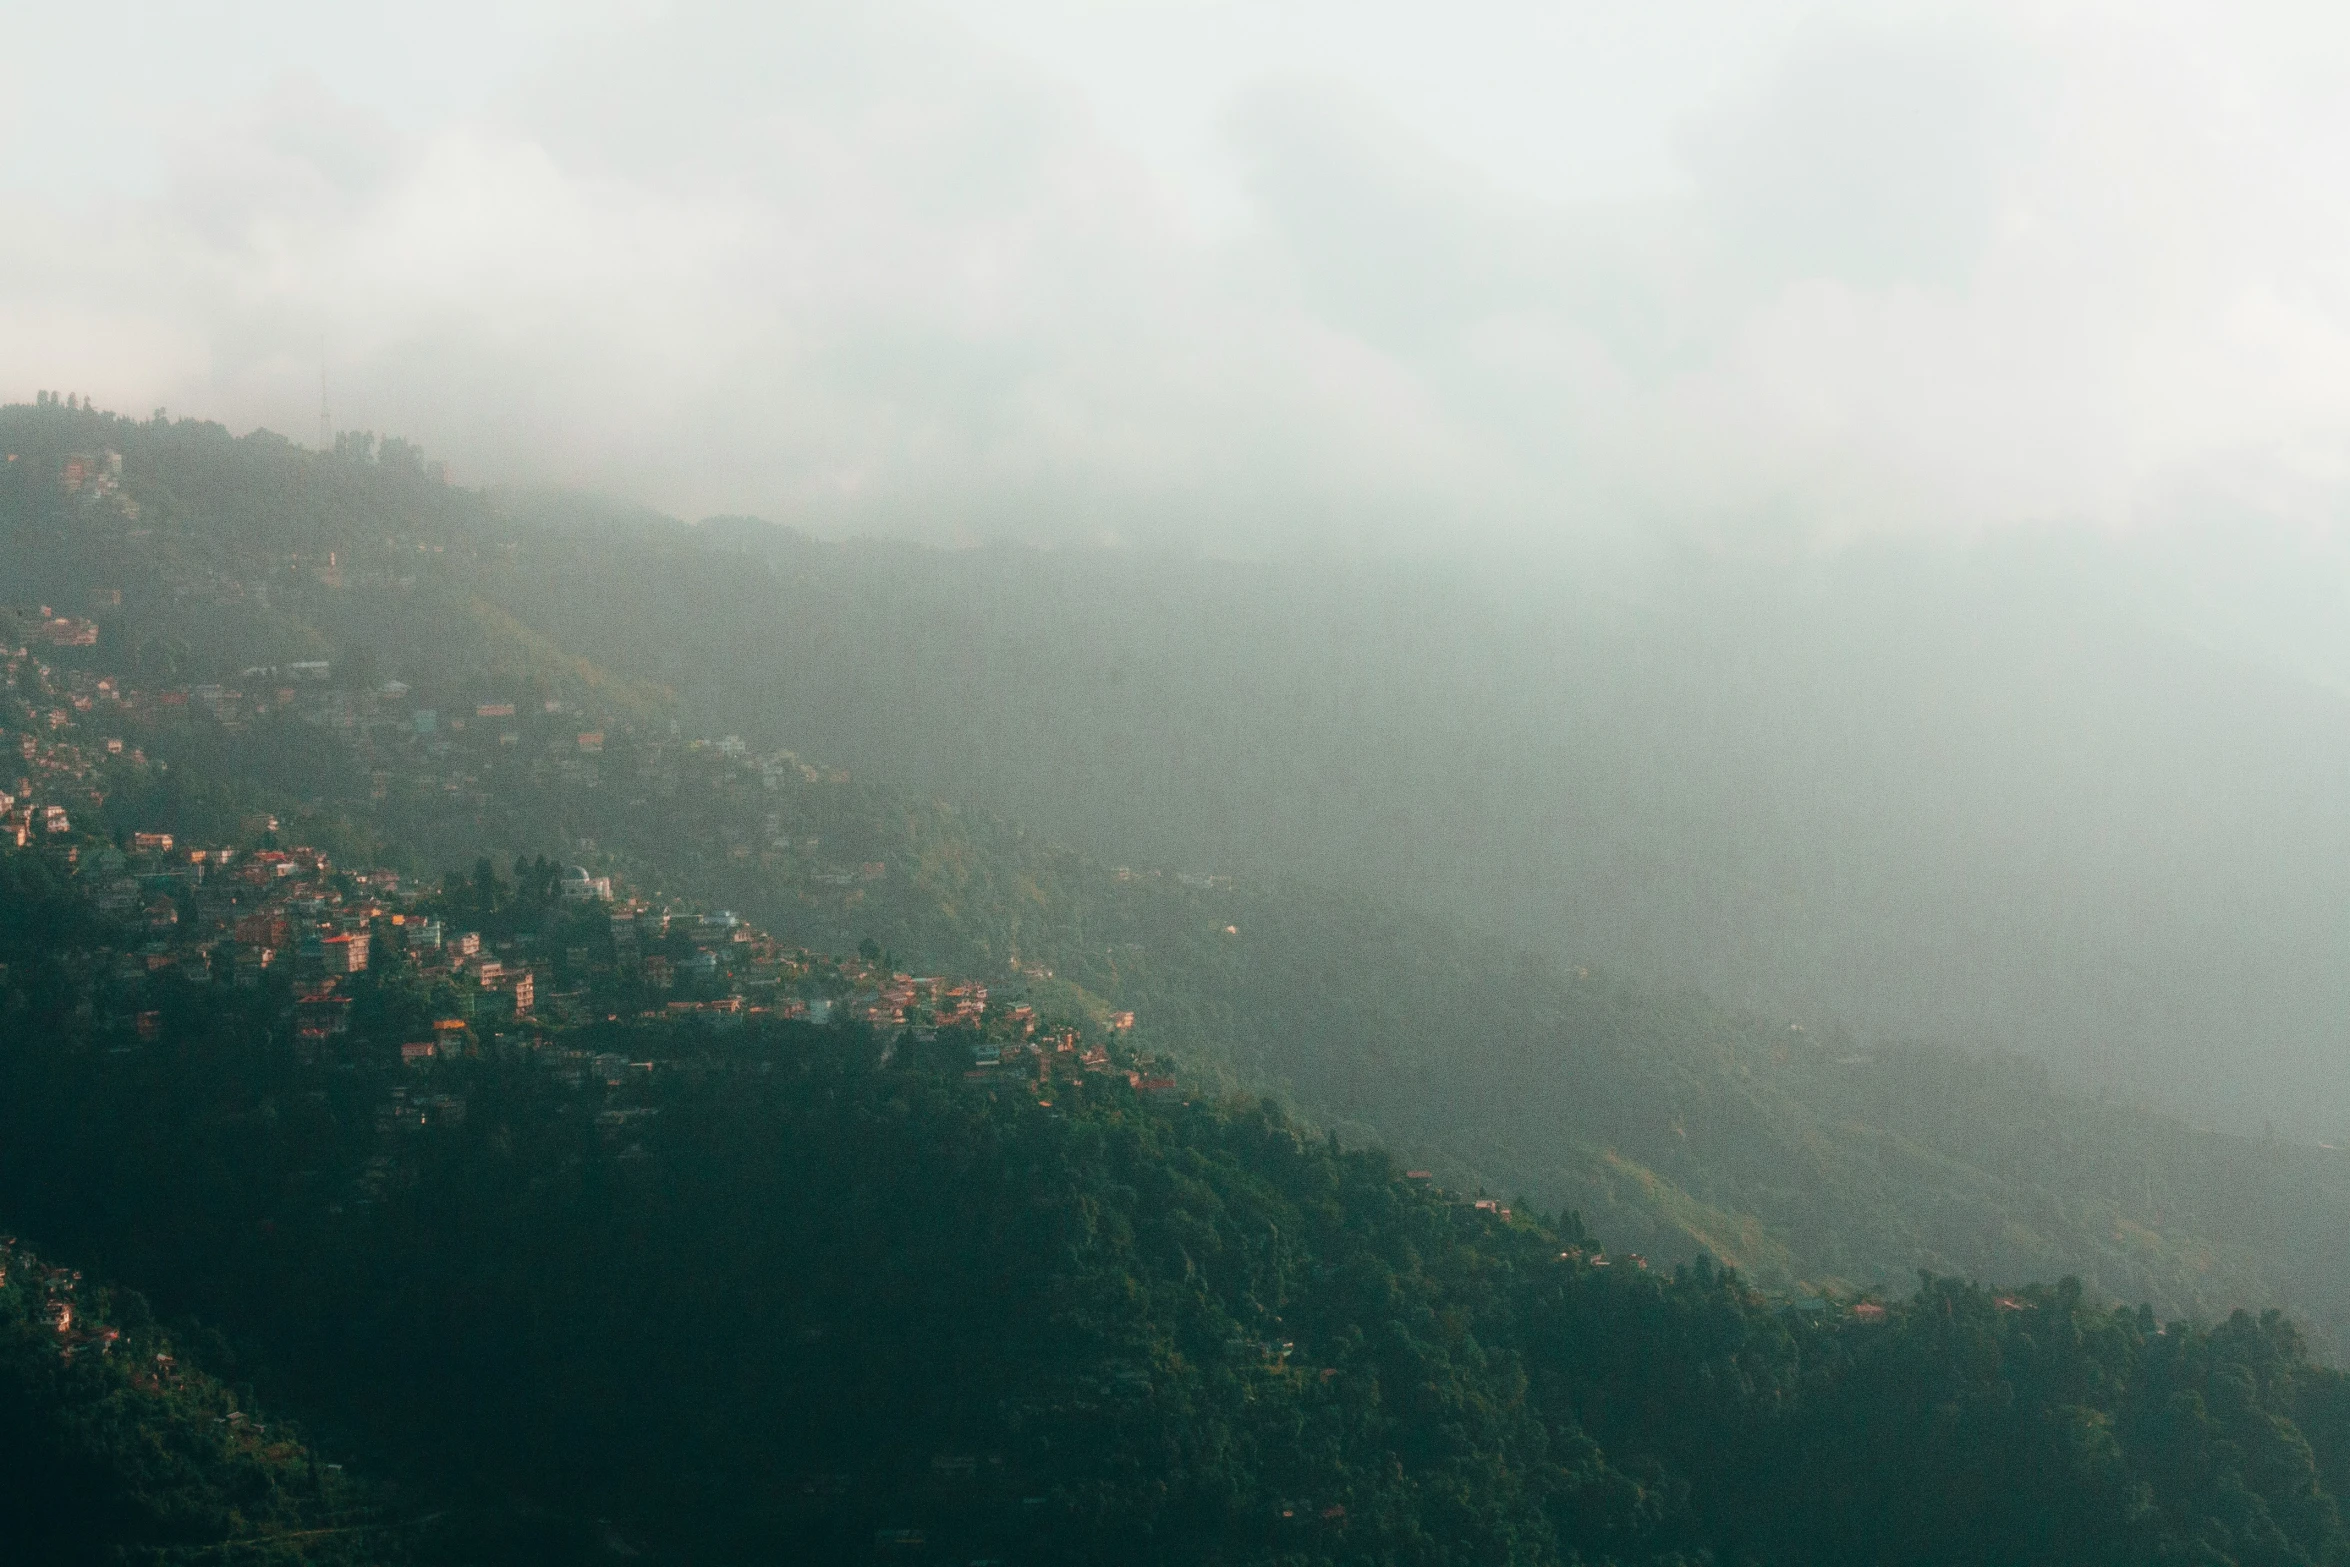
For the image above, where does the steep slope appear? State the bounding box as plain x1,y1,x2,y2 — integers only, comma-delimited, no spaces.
3,843,2350,1565
0,1233,410,1566
7,398,2350,1361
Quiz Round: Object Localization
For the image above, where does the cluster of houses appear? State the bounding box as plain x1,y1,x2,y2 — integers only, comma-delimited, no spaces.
0,605,102,648
0,654,519,1046
73,832,416,1024
1,599,1182,1209
58,447,122,501
17,618,925,931
1,656,1163,1102
0,650,140,846
595,909,1169,1101
4,766,1160,1115
0,1236,118,1362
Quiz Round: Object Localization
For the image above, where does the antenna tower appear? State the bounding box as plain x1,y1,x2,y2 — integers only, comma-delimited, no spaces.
318,360,331,454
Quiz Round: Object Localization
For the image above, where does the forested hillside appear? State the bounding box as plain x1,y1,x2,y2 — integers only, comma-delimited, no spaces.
11,400,2350,1560
7,399,2349,1358
4,843,2350,1564
13,404,2350,1362
0,1221,418,1564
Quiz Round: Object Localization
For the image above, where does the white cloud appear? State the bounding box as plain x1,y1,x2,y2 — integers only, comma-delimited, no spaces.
8,1,2350,553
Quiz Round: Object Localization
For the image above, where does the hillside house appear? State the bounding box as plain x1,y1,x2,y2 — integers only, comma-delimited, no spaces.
296,991,354,1036
301,931,369,976
60,450,122,496
232,911,290,949
476,972,534,1018
560,865,613,901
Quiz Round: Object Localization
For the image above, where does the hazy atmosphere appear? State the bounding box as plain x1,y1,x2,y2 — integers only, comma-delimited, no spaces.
14,5,2350,1563
14,2,2350,549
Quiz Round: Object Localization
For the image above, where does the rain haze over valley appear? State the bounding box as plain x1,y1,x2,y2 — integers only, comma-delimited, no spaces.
22,0,2345,1130
18,7,2350,1559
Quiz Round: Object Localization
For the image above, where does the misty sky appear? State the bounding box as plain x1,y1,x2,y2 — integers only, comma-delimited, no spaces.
9,1,2350,552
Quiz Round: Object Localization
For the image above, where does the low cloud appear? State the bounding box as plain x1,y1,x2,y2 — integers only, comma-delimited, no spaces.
8,2,2350,553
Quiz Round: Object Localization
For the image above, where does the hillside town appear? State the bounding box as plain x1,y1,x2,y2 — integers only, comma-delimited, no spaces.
0,612,1191,1236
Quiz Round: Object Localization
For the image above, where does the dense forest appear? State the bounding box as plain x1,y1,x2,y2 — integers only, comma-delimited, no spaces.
0,1233,408,1565
9,399,2350,1561
6,861,2350,1563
